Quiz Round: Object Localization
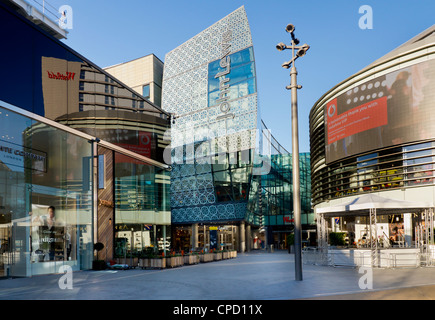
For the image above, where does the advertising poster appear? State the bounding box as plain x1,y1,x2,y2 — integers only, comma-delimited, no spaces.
41,57,82,120
325,59,435,163
209,227,218,250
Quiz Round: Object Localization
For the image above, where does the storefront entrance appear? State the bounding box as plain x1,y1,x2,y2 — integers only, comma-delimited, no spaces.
173,224,238,252
315,194,435,267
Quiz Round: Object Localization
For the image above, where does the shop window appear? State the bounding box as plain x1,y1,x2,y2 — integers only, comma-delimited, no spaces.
113,152,170,256
0,104,93,276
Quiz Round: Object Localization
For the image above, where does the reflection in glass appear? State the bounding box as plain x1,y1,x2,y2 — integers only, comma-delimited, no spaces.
0,103,93,277
114,152,170,257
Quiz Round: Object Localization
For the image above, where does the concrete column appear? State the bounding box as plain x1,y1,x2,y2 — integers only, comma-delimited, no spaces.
191,223,198,249
239,221,245,253
246,224,251,252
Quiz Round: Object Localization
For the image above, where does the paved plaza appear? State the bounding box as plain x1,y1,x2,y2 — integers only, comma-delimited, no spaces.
0,250,434,300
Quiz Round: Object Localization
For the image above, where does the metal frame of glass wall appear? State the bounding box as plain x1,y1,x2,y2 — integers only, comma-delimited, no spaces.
253,121,314,250
0,100,169,277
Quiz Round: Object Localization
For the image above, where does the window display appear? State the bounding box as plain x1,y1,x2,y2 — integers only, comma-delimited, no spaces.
0,102,93,277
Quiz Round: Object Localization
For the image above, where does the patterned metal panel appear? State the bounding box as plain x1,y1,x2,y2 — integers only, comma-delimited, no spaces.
162,7,259,224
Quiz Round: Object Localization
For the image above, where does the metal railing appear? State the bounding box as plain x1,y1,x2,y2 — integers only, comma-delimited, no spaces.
302,247,435,268
30,0,60,22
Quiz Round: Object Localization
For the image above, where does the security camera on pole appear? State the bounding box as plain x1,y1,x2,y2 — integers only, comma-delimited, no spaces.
276,23,310,281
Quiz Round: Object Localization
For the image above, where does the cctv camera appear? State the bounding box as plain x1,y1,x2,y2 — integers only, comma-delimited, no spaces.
285,24,295,33
276,42,286,51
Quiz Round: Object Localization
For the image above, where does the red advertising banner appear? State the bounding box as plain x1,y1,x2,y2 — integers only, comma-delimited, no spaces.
326,96,388,145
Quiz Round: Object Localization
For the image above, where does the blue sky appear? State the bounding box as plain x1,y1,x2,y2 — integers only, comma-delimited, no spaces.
46,0,435,152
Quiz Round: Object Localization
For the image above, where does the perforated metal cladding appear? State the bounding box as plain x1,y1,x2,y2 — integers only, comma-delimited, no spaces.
162,7,259,223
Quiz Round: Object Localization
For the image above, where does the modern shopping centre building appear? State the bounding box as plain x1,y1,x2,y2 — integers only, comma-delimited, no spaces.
160,6,314,253
310,25,435,266
0,1,313,277
0,0,171,277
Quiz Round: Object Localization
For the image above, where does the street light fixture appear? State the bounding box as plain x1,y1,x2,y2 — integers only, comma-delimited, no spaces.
296,44,310,57
276,23,310,282
276,42,287,51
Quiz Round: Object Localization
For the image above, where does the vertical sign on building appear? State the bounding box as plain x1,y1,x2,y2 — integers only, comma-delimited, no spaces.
216,29,234,120
98,154,105,189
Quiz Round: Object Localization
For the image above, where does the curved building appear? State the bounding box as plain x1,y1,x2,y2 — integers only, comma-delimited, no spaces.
310,25,435,260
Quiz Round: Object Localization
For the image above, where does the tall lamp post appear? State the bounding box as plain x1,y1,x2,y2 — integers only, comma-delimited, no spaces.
276,23,310,281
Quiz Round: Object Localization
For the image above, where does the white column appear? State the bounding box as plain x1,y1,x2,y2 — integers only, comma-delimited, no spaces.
239,221,245,253
403,213,412,247
191,223,198,249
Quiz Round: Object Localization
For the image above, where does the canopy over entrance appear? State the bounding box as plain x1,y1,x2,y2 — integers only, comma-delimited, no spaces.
314,194,435,268
316,194,433,217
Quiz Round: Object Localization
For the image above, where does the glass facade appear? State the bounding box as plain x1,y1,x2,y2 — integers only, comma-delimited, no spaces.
311,140,435,204
162,7,314,252
0,2,171,272
114,152,171,256
0,101,93,277
0,3,164,120
208,47,256,107
249,122,314,248
0,2,170,166
261,152,312,224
